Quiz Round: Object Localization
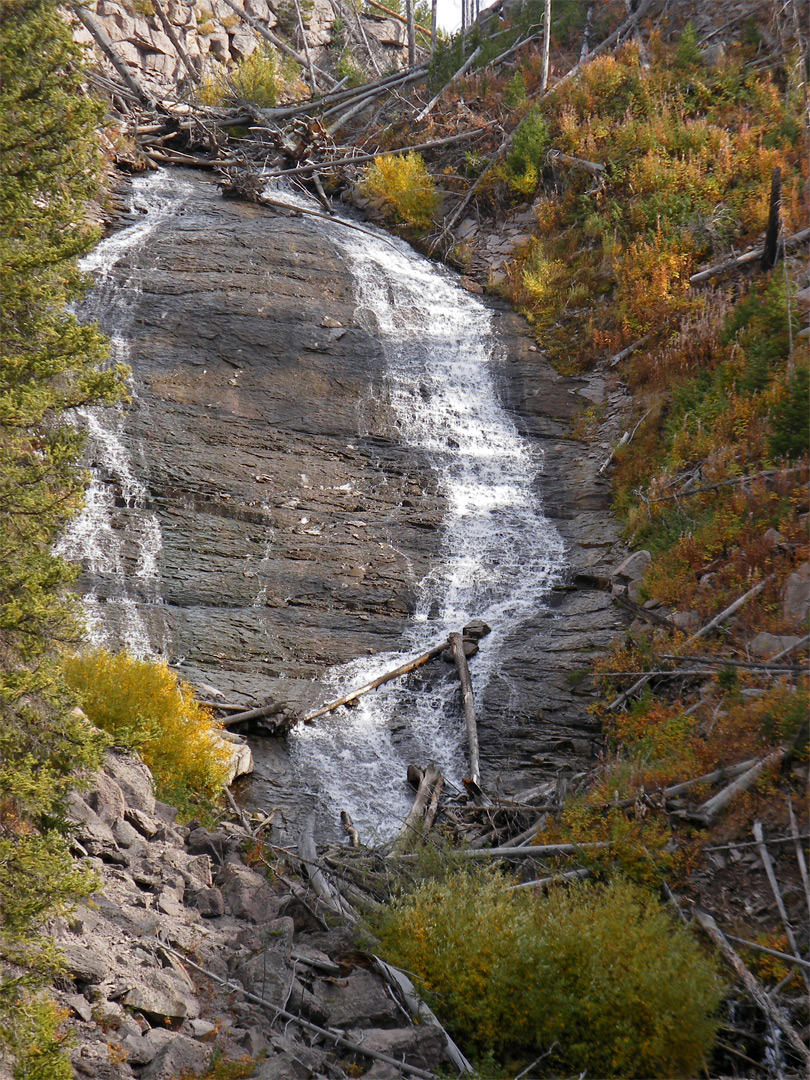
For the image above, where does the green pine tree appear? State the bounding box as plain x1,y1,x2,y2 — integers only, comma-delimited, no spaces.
0,2,128,1072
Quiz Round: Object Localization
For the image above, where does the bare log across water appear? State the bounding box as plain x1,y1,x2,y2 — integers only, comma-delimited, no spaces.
303,639,450,723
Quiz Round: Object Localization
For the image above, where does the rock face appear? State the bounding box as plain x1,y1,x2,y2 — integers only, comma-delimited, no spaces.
77,169,625,837
76,0,408,100
60,750,455,1077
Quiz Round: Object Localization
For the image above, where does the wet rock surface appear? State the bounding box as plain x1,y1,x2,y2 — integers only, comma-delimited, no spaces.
80,170,626,834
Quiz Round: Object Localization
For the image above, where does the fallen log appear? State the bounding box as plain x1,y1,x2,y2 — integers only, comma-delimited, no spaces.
72,5,157,108
303,639,449,723
787,799,810,920
371,956,474,1074
692,908,810,1068
697,746,788,822
753,820,810,993
221,701,287,727
607,576,772,710
299,813,358,922
689,226,810,285
546,148,605,177
364,0,432,35
415,46,482,123
219,0,337,87
263,127,494,179
326,68,427,135
507,867,592,891
449,632,480,787
160,946,437,1079
393,763,443,851
454,841,610,858
724,933,810,973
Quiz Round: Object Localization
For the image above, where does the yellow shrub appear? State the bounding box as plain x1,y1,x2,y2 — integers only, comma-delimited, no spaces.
63,649,232,821
374,871,723,1077
361,152,439,231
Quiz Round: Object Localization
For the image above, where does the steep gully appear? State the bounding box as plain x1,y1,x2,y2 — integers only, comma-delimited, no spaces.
65,168,626,841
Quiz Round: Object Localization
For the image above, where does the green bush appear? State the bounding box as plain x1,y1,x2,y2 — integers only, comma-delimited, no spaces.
374,871,722,1077
361,152,439,231
769,364,810,461
503,105,550,195
63,649,233,821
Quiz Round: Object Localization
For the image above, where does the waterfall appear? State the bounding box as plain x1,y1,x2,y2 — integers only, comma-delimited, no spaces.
283,201,566,842
57,172,197,657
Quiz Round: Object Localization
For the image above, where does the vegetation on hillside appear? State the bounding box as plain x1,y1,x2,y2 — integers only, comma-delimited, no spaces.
0,1,130,1074
63,649,234,822
374,869,723,1077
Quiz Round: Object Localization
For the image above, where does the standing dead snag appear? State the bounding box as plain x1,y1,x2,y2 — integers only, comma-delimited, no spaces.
449,632,480,787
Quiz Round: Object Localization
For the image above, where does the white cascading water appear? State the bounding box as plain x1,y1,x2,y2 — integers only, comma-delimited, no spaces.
56,171,196,656
285,202,566,842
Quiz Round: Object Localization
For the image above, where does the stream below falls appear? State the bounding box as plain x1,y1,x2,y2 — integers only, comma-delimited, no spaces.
64,168,622,842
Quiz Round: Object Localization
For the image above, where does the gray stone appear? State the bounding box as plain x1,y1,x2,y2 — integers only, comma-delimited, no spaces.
672,610,700,633
140,1032,209,1078
218,861,278,923
104,751,155,812
125,807,158,838
315,969,401,1029
64,992,94,1022
61,940,109,984
113,818,143,848
763,527,785,548
123,968,200,1020
233,946,292,1000
122,1027,176,1066
610,549,652,583
86,772,127,826
749,632,803,660
184,1018,217,1041
344,1025,447,1071
783,562,810,627
66,791,119,852
187,886,226,918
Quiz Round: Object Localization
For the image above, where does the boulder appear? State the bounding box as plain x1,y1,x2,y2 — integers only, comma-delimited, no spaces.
218,862,279,923
105,752,156,816
85,771,127,826
233,946,292,1000
140,1032,209,1078
66,791,119,853
672,610,700,634
782,562,810,627
123,968,200,1021
610,549,651,584
315,969,401,1029
749,632,804,660
187,886,226,918
122,1027,176,1066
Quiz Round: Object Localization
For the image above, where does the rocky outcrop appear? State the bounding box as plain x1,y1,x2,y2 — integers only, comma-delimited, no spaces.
75,0,409,101
61,749,453,1077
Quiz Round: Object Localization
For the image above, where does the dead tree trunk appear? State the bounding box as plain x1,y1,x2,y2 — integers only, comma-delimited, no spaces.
449,632,480,787
761,166,782,269
72,5,156,108
693,908,810,1068
541,0,552,91
151,0,200,81
406,0,416,69
393,764,443,850
303,640,449,722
